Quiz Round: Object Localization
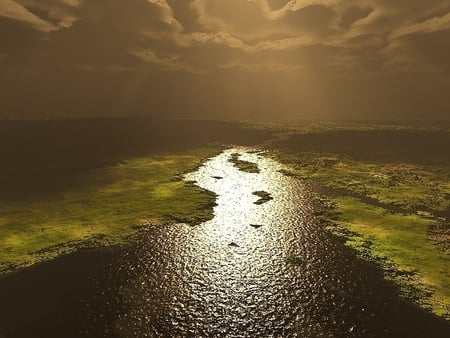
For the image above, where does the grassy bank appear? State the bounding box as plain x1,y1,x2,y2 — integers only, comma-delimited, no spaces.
0,147,221,274
0,118,274,274
332,196,449,318
270,151,450,216
269,130,450,319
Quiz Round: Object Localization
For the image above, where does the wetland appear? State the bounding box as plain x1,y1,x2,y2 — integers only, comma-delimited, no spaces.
0,119,449,337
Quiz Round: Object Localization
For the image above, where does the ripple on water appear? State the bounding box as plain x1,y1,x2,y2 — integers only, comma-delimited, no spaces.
74,148,450,337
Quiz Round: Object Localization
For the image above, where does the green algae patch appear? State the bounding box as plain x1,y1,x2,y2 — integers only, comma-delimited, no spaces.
229,153,260,173
331,196,450,319
0,147,221,274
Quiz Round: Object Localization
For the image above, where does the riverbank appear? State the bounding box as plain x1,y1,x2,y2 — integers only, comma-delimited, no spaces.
0,118,273,274
2,149,449,337
0,147,224,274
1,120,449,333
267,128,450,319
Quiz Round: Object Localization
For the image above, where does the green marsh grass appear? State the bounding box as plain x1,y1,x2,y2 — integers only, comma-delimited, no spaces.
333,196,450,318
269,149,450,319
0,147,221,273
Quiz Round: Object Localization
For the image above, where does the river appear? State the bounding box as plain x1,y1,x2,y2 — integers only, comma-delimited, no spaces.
1,148,449,337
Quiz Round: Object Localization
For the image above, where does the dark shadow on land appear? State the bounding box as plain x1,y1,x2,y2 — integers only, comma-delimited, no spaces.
0,118,272,200
274,129,450,164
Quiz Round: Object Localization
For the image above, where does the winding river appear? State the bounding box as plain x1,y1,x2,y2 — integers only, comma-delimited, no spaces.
2,148,449,337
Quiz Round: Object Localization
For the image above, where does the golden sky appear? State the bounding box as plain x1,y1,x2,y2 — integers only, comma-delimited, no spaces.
1,0,449,120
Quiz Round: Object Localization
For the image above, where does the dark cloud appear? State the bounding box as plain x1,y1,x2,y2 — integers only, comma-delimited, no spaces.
0,0,449,120
339,6,373,29
165,0,204,33
283,4,336,34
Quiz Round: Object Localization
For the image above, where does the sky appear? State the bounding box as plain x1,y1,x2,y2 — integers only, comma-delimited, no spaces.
0,0,450,120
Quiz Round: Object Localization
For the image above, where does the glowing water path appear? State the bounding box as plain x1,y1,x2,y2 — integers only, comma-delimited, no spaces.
2,149,449,337
112,148,388,336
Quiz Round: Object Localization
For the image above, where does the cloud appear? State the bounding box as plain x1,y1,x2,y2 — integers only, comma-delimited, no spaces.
391,12,450,38
190,0,341,40
132,49,204,73
0,0,449,120
220,61,304,73
0,0,57,31
177,32,317,53
3,0,449,72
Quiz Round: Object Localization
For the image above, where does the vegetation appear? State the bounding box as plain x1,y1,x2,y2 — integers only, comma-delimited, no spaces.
252,191,273,205
0,147,222,274
228,152,260,173
0,118,274,274
331,197,449,318
2,120,449,319
270,151,450,215
247,120,450,137
269,128,450,319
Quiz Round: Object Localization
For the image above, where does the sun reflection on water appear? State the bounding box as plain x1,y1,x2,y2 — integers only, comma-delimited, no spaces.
185,148,285,245
73,148,437,337
174,148,311,333
115,148,337,336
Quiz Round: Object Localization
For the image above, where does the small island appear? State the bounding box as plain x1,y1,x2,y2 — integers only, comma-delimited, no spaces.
229,153,260,173
253,191,273,205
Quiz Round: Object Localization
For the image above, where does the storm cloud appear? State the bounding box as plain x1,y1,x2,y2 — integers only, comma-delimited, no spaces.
0,0,449,120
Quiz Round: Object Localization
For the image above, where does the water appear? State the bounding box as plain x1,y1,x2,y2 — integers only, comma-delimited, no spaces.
3,148,449,337
116,148,329,336
78,148,448,337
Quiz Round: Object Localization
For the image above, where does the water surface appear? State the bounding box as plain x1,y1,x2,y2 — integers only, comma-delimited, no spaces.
2,148,449,337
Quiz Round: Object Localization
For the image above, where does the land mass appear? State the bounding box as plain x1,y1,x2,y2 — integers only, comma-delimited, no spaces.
267,127,450,319
0,119,449,321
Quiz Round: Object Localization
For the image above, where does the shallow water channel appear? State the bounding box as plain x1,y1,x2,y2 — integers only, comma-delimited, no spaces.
2,148,449,337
